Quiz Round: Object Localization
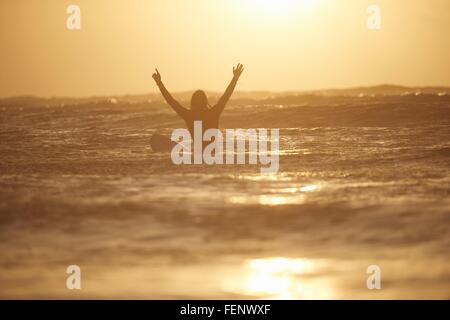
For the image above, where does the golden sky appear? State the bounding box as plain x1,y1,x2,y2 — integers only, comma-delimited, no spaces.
0,0,449,97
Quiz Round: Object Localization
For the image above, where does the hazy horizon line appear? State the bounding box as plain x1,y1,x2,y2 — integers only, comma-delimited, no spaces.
2,83,450,101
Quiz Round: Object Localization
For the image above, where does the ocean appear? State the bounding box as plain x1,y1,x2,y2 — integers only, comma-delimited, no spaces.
0,92,449,298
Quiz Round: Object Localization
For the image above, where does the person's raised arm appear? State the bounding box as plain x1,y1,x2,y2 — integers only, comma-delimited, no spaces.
212,63,244,115
152,68,189,118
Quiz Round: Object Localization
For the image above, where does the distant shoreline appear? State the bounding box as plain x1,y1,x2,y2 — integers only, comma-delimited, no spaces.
1,84,449,103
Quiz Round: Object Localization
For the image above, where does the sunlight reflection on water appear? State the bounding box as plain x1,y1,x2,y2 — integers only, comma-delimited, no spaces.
228,184,321,205
223,257,335,299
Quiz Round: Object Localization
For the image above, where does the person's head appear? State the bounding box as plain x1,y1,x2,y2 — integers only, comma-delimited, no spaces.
190,90,208,112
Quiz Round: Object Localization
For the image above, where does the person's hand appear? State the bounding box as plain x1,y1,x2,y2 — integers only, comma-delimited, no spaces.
233,63,244,79
152,68,161,83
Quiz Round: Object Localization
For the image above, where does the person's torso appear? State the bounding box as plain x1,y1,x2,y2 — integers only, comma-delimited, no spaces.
183,109,220,138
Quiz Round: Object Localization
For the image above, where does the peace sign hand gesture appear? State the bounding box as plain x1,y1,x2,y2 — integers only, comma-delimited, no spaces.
233,63,244,79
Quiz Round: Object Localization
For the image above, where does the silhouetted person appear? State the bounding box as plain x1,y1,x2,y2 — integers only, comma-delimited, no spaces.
152,63,244,138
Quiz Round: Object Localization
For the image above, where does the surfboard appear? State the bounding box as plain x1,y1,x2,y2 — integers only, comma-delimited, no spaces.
150,133,178,152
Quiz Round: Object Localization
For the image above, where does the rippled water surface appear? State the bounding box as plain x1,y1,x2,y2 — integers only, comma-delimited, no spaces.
1,96,449,298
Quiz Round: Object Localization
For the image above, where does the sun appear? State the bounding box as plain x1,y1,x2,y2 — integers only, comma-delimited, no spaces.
245,0,316,17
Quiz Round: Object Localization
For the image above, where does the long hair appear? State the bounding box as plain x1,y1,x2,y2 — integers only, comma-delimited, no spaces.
190,90,209,112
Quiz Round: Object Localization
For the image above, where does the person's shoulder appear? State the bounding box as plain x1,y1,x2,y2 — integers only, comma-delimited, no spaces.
182,109,195,119
208,105,220,114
